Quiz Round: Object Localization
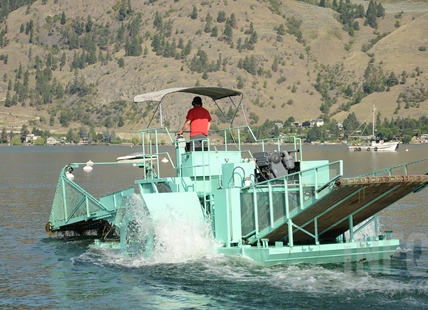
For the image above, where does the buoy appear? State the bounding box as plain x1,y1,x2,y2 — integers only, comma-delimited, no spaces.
161,157,169,163
406,148,409,152
66,171,74,179
86,159,94,166
83,165,93,172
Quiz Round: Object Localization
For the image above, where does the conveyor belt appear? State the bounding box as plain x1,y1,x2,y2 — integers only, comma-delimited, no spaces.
264,175,428,244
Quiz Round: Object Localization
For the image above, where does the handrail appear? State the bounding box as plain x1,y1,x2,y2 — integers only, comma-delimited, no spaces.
358,156,428,177
244,160,343,189
133,125,303,158
242,160,343,243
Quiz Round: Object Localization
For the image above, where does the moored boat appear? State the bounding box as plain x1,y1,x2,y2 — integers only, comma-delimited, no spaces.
347,106,399,151
348,139,399,152
46,87,428,266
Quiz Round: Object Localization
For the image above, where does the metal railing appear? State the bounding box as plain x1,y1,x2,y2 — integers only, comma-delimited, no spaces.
241,160,343,245
359,156,428,177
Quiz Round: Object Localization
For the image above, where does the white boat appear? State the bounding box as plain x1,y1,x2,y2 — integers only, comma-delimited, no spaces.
347,106,399,151
348,139,399,152
116,152,158,163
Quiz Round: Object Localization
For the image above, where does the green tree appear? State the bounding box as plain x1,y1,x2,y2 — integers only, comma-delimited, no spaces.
55,82,64,98
237,76,244,89
183,40,192,56
376,2,385,17
402,135,412,144
344,85,353,97
363,64,386,94
243,55,257,75
20,124,29,143
376,125,393,140
25,20,34,35
217,11,226,23
204,12,212,33
1,127,7,143
78,126,88,140
365,0,378,28
291,84,297,93
60,110,72,127
355,4,365,18
87,46,97,64
4,91,11,107
386,72,399,87
245,22,254,36
118,57,125,68
343,112,359,135
153,11,163,30
118,1,127,21
11,136,21,145
49,114,55,126
306,125,322,142
190,6,198,20
60,11,67,25
118,116,125,127
223,24,233,43
284,117,295,127
105,117,114,128
211,26,218,37
277,24,286,36
66,128,74,143
228,13,237,29
60,52,66,70
85,15,93,33
34,137,45,145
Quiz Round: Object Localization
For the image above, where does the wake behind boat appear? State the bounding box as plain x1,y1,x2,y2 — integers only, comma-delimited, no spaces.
46,87,427,266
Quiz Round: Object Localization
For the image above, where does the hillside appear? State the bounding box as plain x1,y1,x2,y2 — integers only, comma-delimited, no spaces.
0,0,428,140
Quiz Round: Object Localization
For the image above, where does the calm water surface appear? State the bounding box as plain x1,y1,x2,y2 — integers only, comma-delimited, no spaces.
1,144,428,309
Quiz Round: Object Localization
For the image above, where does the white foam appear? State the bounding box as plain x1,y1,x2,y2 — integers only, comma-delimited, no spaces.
74,196,428,297
97,194,220,267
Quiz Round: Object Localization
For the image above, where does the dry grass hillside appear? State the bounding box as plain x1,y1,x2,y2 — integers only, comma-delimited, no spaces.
0,0,427,138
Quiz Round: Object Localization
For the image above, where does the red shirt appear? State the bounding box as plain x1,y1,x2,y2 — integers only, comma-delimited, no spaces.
186,106,212,137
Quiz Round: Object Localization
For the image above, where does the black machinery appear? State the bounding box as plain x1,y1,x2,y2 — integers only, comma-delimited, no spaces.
253,150,299,182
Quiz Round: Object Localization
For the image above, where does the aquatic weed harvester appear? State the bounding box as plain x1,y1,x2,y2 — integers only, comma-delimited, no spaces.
46,87,428,266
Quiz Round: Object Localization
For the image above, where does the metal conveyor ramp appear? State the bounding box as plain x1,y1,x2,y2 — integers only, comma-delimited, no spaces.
260,174,428,245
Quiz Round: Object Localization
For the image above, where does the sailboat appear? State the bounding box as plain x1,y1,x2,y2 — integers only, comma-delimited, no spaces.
347,106,399,151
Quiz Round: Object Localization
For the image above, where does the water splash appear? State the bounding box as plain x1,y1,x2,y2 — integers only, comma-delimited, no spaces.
105,194,219,266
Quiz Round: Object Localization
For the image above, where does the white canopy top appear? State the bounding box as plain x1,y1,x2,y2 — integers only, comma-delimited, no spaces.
134,87,242,103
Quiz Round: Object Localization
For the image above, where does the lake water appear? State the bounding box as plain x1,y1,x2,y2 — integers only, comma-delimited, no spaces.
1,144,428,309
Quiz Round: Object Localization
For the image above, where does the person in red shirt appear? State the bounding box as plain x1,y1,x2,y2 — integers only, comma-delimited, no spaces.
177,96,212,149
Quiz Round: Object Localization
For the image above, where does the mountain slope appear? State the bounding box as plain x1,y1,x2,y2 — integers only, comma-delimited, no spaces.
0,0,427,138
